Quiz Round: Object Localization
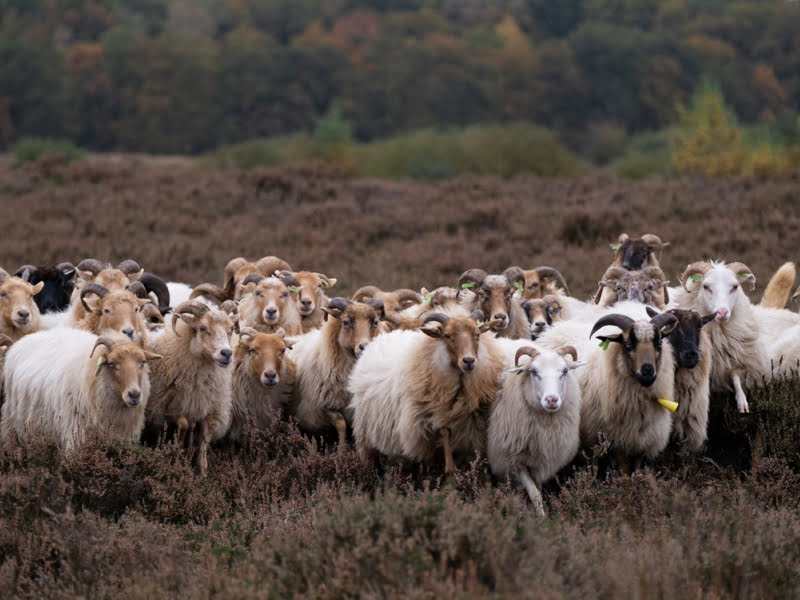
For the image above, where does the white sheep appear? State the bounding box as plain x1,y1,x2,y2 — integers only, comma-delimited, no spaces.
144,300,238,475
487,344,584,516
1,330,161,450
349,313,504,473
669,261,767,413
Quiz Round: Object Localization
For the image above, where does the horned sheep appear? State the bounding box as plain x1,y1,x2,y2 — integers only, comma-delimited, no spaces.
487,344,584,515
1,330,161,450
0,269,44,343
458,267,530,340
236,274,304,336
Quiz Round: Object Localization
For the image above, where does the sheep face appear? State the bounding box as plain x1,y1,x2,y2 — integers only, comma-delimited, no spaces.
323,298,383,358
514,346,583,412
421,315,497,373
92,338,162,407
664,309,716,369
237,330,291,387
289,271,336,317
460,267,524,332
82,289,150,342
521,267,569,300
250,277,294,326
0,276,43,332
681,262,755,323
618,238,652,271
15,264,75,314
522,295,562,340
173,303,237,366
592,313,678,387
421,286,460,312
597,267,669,308
352,286,423,314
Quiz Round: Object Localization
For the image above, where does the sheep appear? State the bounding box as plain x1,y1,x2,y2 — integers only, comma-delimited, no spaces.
144,301,238,475
14,263,75,314
759,262,796,309
191,255,292,304
521,295,563,340
1,331,161,450
609,233,669,271
670,261,767,413
487,344,584,515
277,270,337,332
521,266,569,300
658,308,715,452
351,285,424,315
76,283,151,343
236,274,304,336
458,267,530,340
229,327,297,441
539,306,679,469
292,297,385,447
0,269,44,343
349,313,505,473
69,259,144,324
594,266,670,309
379,286,466,332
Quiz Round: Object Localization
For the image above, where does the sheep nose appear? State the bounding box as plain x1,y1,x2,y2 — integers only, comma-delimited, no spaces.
300,299,312,308
263,370,278,385
641,364,655,378
128,389,141,400
220,348,232,360
543,395,560,409
265,307,277,317
534,321,546,328
492,313,506,321
681,350,699,364
122,327,135,339
716,308,729,320
358,342,368,354
17,309,29,319
461,356,476,371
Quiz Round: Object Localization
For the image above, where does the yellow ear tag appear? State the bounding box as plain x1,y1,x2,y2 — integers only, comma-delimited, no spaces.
657,398,678,413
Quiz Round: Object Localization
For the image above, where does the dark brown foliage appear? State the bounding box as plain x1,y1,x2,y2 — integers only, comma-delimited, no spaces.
4,159,800,596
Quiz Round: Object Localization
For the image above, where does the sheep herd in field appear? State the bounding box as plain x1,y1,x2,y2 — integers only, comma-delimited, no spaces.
2,234,800,514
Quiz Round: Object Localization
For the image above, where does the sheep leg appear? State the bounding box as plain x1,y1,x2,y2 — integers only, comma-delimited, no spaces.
440,427,455,475
327,410,347,449
516,467,545,517
193,419,210,477
731,369,749,413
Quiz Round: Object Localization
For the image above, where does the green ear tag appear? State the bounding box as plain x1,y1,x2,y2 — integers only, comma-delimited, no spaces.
737,273,749,280
610,244,621,252
599,339,610,351
424,294,433,303
514,281,524,292
689,274,702,284
461,282,476,289
288,286,300,294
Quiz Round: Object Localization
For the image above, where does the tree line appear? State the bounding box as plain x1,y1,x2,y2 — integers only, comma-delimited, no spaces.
1,0,799,155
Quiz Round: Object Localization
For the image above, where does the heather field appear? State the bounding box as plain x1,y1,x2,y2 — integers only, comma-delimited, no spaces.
2,156,800,597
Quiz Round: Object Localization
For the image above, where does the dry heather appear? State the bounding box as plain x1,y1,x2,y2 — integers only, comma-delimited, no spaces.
2,157,800,597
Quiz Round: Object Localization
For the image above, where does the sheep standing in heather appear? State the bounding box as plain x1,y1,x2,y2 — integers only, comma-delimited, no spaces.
144,301,238,475
292,297,384,447
229,327,297,441
670,261,766,413
349,313,504,473
1,331,161,450
0,269,44,343
488,345,584,515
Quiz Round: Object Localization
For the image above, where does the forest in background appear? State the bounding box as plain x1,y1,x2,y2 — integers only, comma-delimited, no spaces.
3,0,800,177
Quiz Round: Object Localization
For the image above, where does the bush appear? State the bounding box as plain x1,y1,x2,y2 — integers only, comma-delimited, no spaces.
11,137,85,166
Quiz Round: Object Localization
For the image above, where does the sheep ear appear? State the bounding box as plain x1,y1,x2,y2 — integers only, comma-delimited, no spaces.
84,295,102,311
144,351,163,362
78,270,96,283
127,269,144,282
283,336,299,350
177,313,198,328
700,313,716,327
95,355,107,376
421,322,443,338
32,281,44,295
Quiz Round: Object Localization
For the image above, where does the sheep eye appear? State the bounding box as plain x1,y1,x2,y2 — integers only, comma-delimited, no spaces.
530,282,539,289
703,285,711,292
443,334,451,339
199,326,209,334
0,292,6,297
248,348,257,355
530,370,540,379
281,292,288,298
371,319,378,328
343,320,352,328
561,368,569,377
107,362,116,370
731,285,738,292
103,308,111,315
141,360,147,366
255,291,263,297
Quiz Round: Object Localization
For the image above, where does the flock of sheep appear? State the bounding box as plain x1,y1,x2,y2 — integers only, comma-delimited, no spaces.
1,234,799,515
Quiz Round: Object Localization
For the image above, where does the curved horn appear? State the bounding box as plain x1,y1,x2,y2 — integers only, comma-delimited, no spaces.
650,311,679,335
421,313,450,327
90,336,117,358
128,281,148,299
617,233,630,244
276,269,293,278
219,300,238,316
255,256,291,276
80,283,109,312
171,302,210,334
281,275,301,288
641,234,667,249
515,346,540,366
502,266,525,288
727,262,756,291
556,345,578,362
394,289,424,307
14,265,37,281
351,285,382,302
190,283,228,303
326,297,352,313
533,266,569,295
590,314,635,339
116,260,141,276
56,262,75,276
680,262,712,292
458,268,488,290
241,274,264,287
76,258,106,276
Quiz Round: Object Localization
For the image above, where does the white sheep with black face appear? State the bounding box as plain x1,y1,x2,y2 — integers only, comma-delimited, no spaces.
488,344,584,516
